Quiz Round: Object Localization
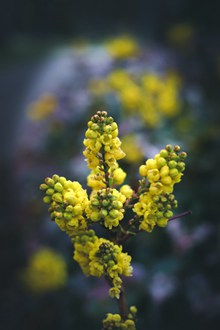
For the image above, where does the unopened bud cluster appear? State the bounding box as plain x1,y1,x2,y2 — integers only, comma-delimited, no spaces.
86,188,126,229
40,175,88,236
133,144,187,231
83,111,125,171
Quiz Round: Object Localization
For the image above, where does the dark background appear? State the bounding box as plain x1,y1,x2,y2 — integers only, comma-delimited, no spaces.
1,1,220,329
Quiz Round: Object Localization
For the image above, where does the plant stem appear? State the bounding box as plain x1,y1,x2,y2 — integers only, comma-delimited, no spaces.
169,210,192,221
118,285,129,320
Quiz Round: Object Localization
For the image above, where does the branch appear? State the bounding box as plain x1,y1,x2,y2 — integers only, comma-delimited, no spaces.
168,210,192,222
118,285,129,320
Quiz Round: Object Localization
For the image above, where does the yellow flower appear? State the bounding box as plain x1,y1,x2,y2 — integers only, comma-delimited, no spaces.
106,35,140,59
121,135,144,163
22,248,67,293
120,185,134,199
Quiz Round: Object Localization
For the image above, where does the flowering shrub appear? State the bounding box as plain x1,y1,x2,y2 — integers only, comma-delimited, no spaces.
40,110,188,329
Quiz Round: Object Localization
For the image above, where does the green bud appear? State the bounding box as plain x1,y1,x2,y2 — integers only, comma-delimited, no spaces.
54,182,63,192
166,144,172,152
177,162,185,172
91,123,99,131
174,145,181,152
156,211,164,218
152,195,160,202
45,177,54,187
100,209,108,217
180,152,187,159
39,183,48,191
109,209,120,218
46,188,54,195
130,306,137,314
65,205,74,212
160,149,168,158
58,176,66,186
157,157,167,167
169,168,179,178
52,174,59,182
102,199,110,207
52,193,63,203
111,122,118,131
54,211,63,219
168,194,175,201
103,125,112,133
112,201,123,209
168,160,177,168
64,212,72,220
170,153,179,161
108,260,115,267
157,218,168,227
91,199,100,207
164,211,173,218
43,196,51,204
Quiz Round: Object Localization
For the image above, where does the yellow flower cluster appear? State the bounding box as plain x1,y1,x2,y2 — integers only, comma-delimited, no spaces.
133,145,187,232
22,248,67,293
86,188,126,229
121,135,144,163
83,111,125,171
73,230,132,298
89,70,181,128
27,93,57,121
87,165,126,191
40,174,88,236
105,35,140,59
103,306,137,330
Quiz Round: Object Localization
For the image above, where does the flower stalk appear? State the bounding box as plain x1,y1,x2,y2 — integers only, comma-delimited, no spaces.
40,110,189,329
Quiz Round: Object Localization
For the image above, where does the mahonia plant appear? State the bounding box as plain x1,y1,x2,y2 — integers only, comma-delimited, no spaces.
40,110,188,329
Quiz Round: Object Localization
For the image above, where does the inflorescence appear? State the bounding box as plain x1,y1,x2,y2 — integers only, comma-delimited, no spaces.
40,110,188,329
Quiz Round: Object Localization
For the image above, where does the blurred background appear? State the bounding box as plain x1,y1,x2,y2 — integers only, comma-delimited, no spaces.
1,1,220,329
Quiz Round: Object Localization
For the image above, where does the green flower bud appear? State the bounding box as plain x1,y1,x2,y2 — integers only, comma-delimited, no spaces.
46,188,54,195
55,211,63,219
39,183,48,190
180,152,187,159
45,177,54,187
168,160,177,168
160,149,168,158
177,162,185,172
169,168,179,177
64,212,72,220
52,193,63,203
43,196,51,204
164,211,173,218
130,306,137,314
166,144,172,152
92,199,100,207
157,157,167,167
102,199,110,207
174,145,181,152
91,123,99,131
100,209,108,217
103,125,112,133
109,209,120,218
52,174,59,182
54,182,63,192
